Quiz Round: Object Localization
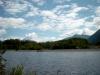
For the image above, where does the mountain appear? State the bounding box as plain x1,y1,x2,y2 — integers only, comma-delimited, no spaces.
63,34,90,41
72,34,90,39
89,29,100,44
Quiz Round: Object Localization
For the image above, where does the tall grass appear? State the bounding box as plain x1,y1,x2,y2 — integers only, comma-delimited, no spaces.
9,65,36,75
10,65,23,75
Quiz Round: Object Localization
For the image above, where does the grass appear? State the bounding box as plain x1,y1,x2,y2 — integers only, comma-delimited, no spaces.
10,65,23,75
9,65,37,75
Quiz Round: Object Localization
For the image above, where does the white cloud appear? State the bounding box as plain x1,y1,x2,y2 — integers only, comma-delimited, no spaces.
0,29,6,36
60,18,85,29
53,5,70,14
89,6,100,29
0,17,26,28
53,0,71,4
0,0,3,5
34,4,88,32
24,32,59,42
1,0,30,14
32,0,46,6
82,28,95,35
71,4,88,12
60,28,95,38
34,3,95,37
0,1,97,41
0,28,6,40
37,23,52,31
95,6,100,16
66,13,78,18
35,4,88,32
60,29,83,38
37,14,86,31
25,3,89,33
65,4,88,18
26,8,39,17
93,17,100,29
41,10,57,19
25,32,40,41
3,36,24,40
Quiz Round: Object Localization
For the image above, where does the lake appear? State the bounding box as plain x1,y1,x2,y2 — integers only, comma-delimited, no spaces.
2,50,100,75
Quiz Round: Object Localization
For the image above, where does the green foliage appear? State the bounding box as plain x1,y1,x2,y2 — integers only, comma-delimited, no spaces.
9,65,37,75
0,58,6,75
2,39,21,50
10,65,23,75
0,38,90,50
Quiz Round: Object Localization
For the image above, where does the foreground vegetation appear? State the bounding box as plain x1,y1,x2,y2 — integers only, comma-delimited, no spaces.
9,65,23,75
0,38,92,50
0,64,29,75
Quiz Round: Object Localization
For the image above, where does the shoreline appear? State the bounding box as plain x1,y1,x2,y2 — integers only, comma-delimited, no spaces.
2,49,100,52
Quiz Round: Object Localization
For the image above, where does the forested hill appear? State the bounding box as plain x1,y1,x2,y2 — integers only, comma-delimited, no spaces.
89,29,100,44
0,38,90,50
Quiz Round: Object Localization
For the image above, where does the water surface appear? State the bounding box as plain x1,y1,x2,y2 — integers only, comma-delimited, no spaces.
3,50,100,75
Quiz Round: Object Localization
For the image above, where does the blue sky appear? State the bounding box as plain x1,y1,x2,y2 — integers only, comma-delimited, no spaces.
0,0,100,42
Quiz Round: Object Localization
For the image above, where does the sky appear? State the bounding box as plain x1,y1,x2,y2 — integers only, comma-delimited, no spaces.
0,0,100,42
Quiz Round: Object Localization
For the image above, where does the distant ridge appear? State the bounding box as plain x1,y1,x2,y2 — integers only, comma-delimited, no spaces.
63,34,90,40
72,34,90,39
89,29,100,44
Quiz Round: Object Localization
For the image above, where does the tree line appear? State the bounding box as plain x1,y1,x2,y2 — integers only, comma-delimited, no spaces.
0,38,90,50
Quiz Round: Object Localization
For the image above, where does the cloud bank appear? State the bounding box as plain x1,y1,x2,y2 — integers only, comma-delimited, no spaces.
0,0,99,42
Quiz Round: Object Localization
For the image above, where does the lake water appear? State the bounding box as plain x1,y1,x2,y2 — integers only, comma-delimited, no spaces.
2,50,100,75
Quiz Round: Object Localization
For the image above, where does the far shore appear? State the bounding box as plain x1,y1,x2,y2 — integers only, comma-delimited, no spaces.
1,49,100,52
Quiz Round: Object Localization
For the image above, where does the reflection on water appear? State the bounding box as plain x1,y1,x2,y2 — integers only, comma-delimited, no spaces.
2,50,100,75
0,50,6,75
